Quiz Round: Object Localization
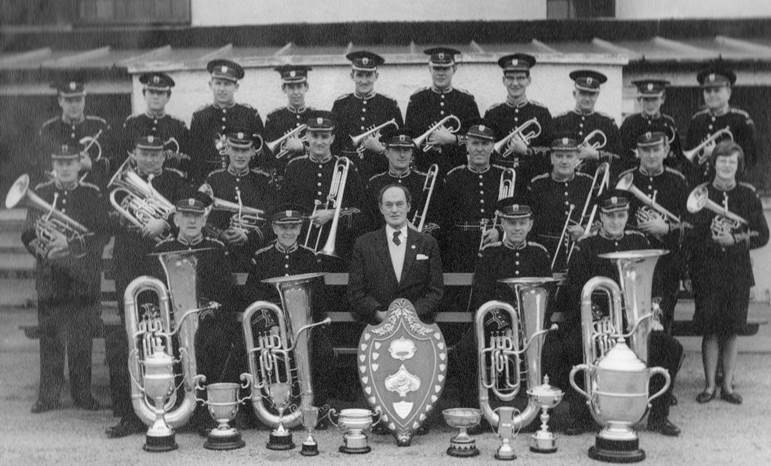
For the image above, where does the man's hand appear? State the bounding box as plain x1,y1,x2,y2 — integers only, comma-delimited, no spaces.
79,152,93,171
221,227,248,246
577,142,600,160
428,126,457,147
141,218,168,240
712,230,735,247
362,135,386,154
481,227,500,247
567,224,585,241
45,229,70,260
638,216,669,237
284,136,305,154
505,134,529,156
311,209,335,227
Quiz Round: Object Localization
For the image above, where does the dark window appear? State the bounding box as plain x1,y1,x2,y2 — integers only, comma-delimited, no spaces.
76,0,190,25
0,0,76,25
547,0,615,19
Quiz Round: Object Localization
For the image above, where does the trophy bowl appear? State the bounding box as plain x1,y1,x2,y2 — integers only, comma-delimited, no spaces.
201,382,247,450
442,408,482,457
329,408,380,454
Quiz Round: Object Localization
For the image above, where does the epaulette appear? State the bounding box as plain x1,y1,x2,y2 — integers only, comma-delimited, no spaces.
207,238,226,248
554,110,572,119
79,181,100,192
527,241,549,254
618,167,636,178
625,230,646,238
299,245,316,254
664,167,687,182
529,172,550,184
368,172,384,183
193,103,212,113
40,116,59,128
85,115,107,124
167,114,185,124
691,107,710,119
266,106,285,118
481,241,502,251
34,180,55,190
596,111,615,120
156,237,175,246
729,107,750,118
253,243,275,256
576,172,594,180
378,92,397,102
286,154,309,166
410,86,431,97
164,168,185,178
491,163,506,171
237,102,256,110
206,168,226,179
334,92,352,102
454,87,473,96
662,114,677,124
739,181,757,192
446,165,466,176
529,99,547,108
412,168,428,177
485,102,505,113
250,168,271,177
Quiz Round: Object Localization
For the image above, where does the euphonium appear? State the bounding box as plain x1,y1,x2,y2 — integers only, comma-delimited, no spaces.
108,159,175,239
5,174,91,257
304,157,350,255
616,172,682,226
349,119,398,156
125,249,218,430
413,115,462,153
266,124,307,159
475,277,557,430
687,184,748,237
683,127,733,165
582,129,607,150
411,163,439,232
493,118,542,158
242,272,331,430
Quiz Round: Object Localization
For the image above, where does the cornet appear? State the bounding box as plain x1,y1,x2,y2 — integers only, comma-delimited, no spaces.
478,168,516,251
616,172,683,225
581,129,607,151
683,127,733,165
411,164,439,233
349,119,398,156
686,184,748,237
210,189,267,234
493,118,542,158
266,124,307,159
413,115,462,153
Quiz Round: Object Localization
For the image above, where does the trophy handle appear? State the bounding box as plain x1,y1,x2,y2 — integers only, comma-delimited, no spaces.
371,409,382,427
237,373,253,404
127,350,146,395
193,374,208,404
324,408,340,428
646,367,671,406
569,364,591,401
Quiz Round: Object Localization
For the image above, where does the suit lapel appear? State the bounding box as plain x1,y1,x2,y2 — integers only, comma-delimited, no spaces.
399,228,417,285
374,228,399,285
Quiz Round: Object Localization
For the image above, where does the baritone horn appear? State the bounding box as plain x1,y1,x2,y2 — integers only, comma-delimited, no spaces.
411,163,439,232
493,118,542,158
683,127,733,165
350,119,398,156
475,277,558,430
413,115,462,153
266,124,307,160
5,174,91,257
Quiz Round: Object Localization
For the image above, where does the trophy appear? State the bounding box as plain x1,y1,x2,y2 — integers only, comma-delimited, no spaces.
494,407,518,461
526,375,563,453
138,351,179,452
265,382,295,450
328,408,381,454
300,406,320,456
442,408,482,458
195,374,251,450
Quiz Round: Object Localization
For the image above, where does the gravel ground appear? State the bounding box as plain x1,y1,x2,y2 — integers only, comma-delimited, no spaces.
1,307,770,466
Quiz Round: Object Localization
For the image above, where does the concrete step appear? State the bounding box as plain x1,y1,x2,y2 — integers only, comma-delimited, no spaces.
0,278,36,307
0,253,35,278
0,209,26,231
0,231,26,254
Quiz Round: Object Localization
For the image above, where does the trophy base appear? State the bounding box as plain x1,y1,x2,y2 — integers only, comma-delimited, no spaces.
204,432,245,451
530,433,558,453
447,445,480,458
300,442,319,456
494,451,517,461
589,437,646,463
143,433,178,453
339,445,371,454
266,432,295,451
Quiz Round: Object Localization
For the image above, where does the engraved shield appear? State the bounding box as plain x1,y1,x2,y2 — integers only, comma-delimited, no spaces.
358,298,447,446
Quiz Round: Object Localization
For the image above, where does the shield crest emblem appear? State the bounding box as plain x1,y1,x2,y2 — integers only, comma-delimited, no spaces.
358,298,446,446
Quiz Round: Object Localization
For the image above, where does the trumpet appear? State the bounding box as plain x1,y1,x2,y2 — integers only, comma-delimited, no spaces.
349,119,398,156
493,118,542,158
266,124,307,160
411,164,439,232
5,174,91,258
683,127,733,165
413,115,462,153
616,172,683,226
581,129,607,150
686,184,748,236
478,168,516,251
562,162,611,266
304,157,351,256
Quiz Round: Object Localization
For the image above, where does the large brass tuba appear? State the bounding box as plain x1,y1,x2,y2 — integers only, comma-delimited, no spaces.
5,174,91,257
125,249,218,430
241,272,331,429
475,277,558,430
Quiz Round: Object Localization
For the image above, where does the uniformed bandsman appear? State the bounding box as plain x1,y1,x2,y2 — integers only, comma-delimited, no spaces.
484,53,553,190
618,131,689,333
119,72,191,176
552,70,621,175
526,137,594,272
330,51,404,182
686,66,757,186
37,76,112,188
21,144,109,414
281,115,370,267
202,129,276,271
263,65,318,187
405,47,481,175
619,79,686,174
189,59,265,184
437,124,502,276
106,135,188,439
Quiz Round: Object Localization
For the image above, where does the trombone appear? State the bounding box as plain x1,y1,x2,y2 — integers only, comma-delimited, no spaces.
493,118,542,158
411,164,439,232
266,124,307,160
304,157,351,256
683,127,733,166
413,115,462,153
349,119,398,156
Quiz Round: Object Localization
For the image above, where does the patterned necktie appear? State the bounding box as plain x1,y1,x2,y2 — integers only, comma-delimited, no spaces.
392,230,401,246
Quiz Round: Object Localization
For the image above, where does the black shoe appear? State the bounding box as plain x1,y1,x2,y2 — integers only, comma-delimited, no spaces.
468,419,491,436
648,419,681,437
696,390,717,404
720,391,742,405
31,399,60,414
372,423,390,435
106,415,145,438
314,417,330,431
415,424,429,436
564,417,589,436
74,396,100,411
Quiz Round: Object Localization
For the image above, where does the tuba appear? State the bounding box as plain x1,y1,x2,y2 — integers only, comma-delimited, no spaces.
5,174,91,257
411,164,439,233
241,272,331,430
493,118,542,158
125,249,218,431
266,124,307,160
349,119,398,156
683,127,733,165
475,277,558,430
304,157,350,256
687,184,748,237
413,115,462,153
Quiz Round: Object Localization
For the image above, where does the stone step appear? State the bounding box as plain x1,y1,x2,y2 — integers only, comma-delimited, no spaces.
0,278,36,307
0,209,27,231
0,253,35,278
0,231,26,254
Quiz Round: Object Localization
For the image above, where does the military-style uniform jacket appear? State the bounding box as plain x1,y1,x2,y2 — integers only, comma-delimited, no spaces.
405,86,481,175
483,99,553,180
618,112,685,173
688,182,769,291
552,109,621,174
331,92,403,182
37,115,112,187
367,169,432,227
21,180,108,304
438,164,504,272
189,102,264,183
686,107,757,184
119,112,190,174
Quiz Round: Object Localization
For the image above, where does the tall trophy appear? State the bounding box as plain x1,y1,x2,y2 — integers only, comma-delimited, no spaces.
300,406,320,456
137,350,180,452
328,408,381,454
195,374,251,450
527,375,563,453
265,382,295,450
494,407,518,460
442,408,482,457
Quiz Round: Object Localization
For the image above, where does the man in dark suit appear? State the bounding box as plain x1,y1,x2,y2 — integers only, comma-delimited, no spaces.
348,184,443,324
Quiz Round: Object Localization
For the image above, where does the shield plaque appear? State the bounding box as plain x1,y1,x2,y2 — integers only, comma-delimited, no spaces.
358,298,447,446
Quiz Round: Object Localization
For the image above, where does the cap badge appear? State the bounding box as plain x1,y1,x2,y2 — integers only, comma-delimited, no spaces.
316,117,323,125
237,132,245,139
61,144,69,153
285,210,291,217
479,125,486,132
399,135,406,142
512,204,519,210
647,83,654,91
148,135,155,143
645,131,652,139
289,70,296,77
68,82,77,90
153,76,160,84
562,137,569,145
586,77,593,85
362,57,369,65
221,65,228,73
708,73,716,82
611,196,618,204
188,199,195,207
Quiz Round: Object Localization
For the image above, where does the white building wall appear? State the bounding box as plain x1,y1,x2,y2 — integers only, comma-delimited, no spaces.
616,0,771,19
190,0,546,26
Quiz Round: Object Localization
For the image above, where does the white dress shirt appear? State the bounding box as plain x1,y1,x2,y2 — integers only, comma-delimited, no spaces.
386,224,408,282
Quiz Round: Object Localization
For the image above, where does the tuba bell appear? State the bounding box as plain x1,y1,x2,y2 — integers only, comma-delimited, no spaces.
241,272,331,430
475,277,558,430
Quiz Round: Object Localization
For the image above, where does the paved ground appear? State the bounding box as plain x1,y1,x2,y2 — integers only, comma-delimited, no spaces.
1,306,770,466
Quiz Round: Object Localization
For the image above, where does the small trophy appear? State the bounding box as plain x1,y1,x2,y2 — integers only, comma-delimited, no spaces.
527,375,564,453
495,407,518,460
266,382,295,450
300,406,320,456
442,408,482,457
329,408,380,454
196,374,251,450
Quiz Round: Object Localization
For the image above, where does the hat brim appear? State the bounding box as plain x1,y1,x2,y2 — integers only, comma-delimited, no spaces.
574,84,600,93
210,72,239,82
600,205,629,213
176,207,206,214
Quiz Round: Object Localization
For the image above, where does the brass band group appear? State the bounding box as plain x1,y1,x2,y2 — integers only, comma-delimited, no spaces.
8,45,770,461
